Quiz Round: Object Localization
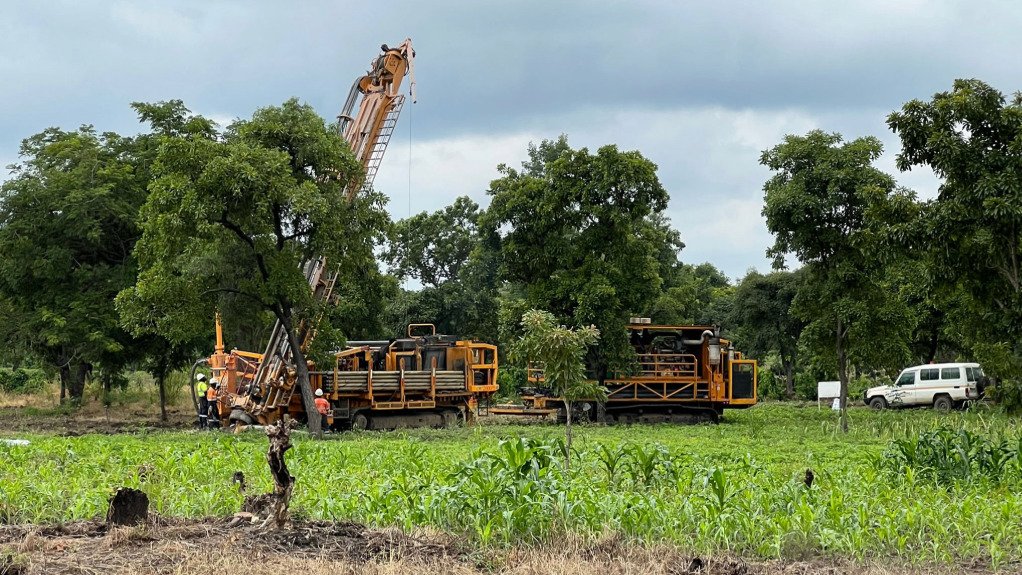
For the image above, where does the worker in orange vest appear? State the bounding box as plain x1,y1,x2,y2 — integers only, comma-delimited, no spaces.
206,378,220,429
314,388,330,433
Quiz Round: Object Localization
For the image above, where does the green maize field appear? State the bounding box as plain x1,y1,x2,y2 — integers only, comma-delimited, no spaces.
2,404,1021,567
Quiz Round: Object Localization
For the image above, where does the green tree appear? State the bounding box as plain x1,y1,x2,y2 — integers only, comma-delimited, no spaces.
0,126,146,402
120,98,385,436
888,79,1022,396
730,270,806,398
761,130,915,431
386,196,480,288
514,309,601,470
484,138,670,377
383,196,499,340
647,262,733,325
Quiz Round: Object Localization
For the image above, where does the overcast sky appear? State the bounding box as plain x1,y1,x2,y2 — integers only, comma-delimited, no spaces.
2,1,1020,278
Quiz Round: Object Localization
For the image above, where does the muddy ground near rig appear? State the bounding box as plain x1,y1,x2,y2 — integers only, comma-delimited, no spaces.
0,518,1005,575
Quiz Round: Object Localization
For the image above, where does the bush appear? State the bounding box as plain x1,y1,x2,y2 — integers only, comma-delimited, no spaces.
794,372,816,400
495,365,526,400
756,370,783,400
0,368,48,394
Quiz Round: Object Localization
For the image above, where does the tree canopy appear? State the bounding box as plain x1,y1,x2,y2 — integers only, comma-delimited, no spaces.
761,130,915,430
483,137,672,375
0,126,145,400
120,98,388,435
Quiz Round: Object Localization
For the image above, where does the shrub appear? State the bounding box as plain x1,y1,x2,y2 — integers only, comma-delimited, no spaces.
0,368,47,394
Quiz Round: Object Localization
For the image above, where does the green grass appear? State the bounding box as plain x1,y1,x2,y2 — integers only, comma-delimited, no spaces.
2,403,1021,566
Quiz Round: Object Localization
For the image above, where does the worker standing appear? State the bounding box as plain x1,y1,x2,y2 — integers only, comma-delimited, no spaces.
207,378,220,429
314,388,331,433
195,374,208,428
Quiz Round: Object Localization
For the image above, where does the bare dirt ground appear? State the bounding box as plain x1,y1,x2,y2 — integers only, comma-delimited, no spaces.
0,518,1006,575
0,406,196,435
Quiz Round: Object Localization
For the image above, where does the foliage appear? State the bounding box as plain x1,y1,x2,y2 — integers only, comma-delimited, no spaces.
483,137,671,375
647,262,733,325
0,126,146,400
514,309,601,467
385,196,481,288
0,368,48,394
761,130,916,431
875,427,1022,485
889,79,1022,409
729,270,805,398
4,405,1022,566
120,98,387,436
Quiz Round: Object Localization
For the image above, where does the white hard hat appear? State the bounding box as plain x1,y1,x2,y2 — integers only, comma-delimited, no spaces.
315,388,323,397
196,374,206,381
210,377,219,385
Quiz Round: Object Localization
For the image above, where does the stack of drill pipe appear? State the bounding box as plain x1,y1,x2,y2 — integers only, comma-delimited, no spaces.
312,370,467,393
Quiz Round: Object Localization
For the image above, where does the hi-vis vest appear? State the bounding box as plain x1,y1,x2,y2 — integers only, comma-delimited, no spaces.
206,386,217,401
196,381,208,397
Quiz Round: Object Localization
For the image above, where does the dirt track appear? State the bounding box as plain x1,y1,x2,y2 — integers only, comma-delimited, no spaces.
0,518,1005,575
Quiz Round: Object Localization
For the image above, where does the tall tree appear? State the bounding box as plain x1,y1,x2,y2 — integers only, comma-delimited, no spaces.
888,79,1022,353
383,195,498,339
483,138,670,376
386,196,481,288
121,98,385,435
0,126,145,402
729,270,805,398
761,130,914,431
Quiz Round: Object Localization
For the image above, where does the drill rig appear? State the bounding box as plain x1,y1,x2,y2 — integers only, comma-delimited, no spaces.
494,320,757,423
201,39,498,430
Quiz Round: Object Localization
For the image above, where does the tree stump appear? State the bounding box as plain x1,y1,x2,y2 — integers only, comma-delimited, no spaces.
106,487,149,526
261,417,297,530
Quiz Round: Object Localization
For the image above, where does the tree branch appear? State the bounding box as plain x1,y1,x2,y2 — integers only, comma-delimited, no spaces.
219,212,272,283
201,287,270,308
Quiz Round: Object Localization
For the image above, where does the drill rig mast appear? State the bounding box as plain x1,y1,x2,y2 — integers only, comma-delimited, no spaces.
208,39,416,427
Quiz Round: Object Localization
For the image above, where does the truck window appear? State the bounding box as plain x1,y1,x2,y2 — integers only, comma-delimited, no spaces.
940,367,960,380
896,371,915,386
920,368,939,381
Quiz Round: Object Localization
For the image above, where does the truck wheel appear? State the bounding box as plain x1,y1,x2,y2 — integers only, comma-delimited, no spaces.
933,395,953,412
868,397,887,410
352,412,370,431
441,409,462,428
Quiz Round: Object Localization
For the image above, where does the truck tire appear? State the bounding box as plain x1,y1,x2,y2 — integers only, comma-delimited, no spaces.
352,412,370,431
868,397,887,410
933,395,953,412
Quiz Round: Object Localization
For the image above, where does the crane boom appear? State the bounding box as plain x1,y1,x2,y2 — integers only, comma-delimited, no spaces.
212,39,416,426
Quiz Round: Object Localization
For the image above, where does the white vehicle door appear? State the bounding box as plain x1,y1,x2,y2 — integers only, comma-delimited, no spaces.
940,366,963,400
890,370,916,406
916,367,941,405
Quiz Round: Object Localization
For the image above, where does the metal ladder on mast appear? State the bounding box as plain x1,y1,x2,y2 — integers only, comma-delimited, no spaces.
360,95,404,193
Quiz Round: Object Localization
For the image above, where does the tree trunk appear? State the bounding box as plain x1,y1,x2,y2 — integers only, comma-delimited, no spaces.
157,373,167,423
59,363,70,404
836,317,849,434
262,418,296,530
278,310,321,438
783,360,795,399
66,362,89,403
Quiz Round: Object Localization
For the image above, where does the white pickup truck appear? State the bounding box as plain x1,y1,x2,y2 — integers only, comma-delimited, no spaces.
864,362,984,411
